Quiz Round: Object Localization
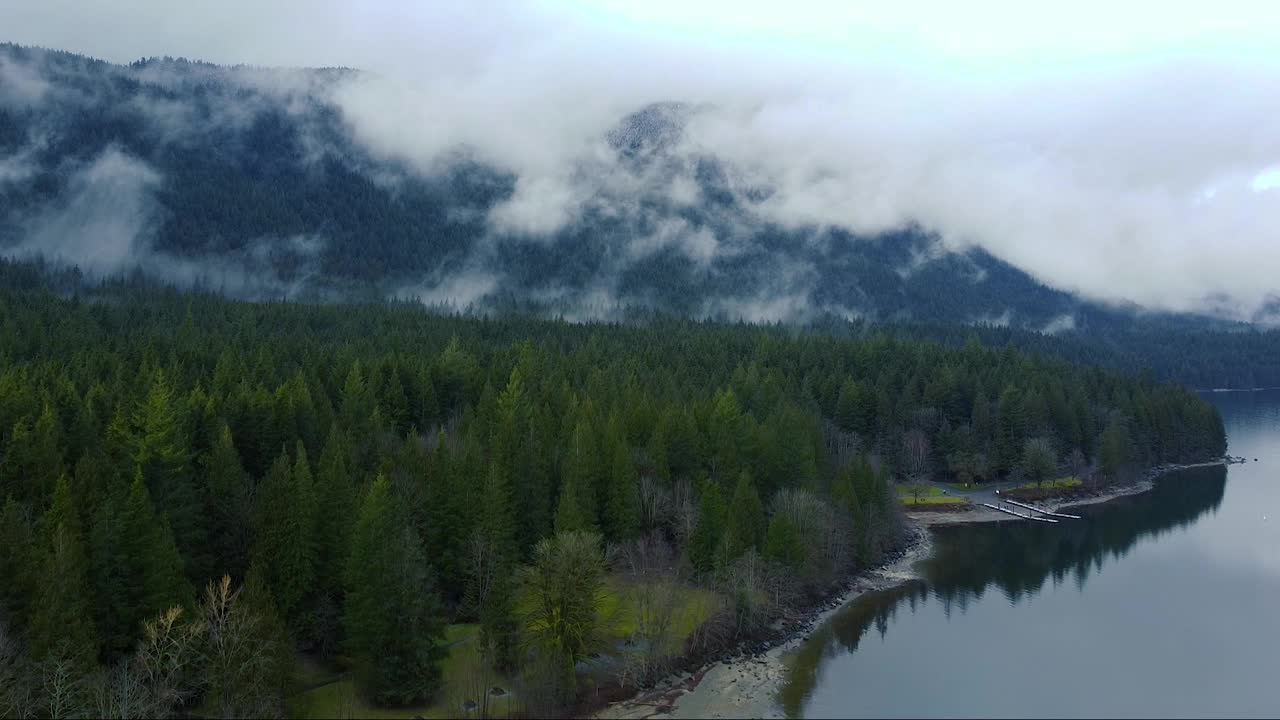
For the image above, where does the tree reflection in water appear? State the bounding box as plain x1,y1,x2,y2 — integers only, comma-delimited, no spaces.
779,466,1227,718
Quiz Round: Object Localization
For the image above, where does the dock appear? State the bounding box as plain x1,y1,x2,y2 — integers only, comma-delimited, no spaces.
1001,498,1081,520
982,503,1059,523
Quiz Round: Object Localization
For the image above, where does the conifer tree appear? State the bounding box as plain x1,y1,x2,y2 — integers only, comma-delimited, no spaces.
494,366,546,551
125,473,193,618
376,364,410,434
994,387,1026,475
1100,416,1133,481
311,426,355,653
204,424,253,580
835,379,860,433
474,464,519,671
0,498,35,627
563,417,602,527
131,370,207,581
708,388,745,481
689,480,727,573
251,446,316,628
606,438,640,542
522,405,556,547
765,513,805,571
90,473,194,658
646,421,671,485
554,473,593,534
29,485,98,669
344,475,446,706
724,471,765,559
0,406,65,504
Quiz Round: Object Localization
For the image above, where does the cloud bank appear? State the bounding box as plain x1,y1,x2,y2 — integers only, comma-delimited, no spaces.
2,0,1279,319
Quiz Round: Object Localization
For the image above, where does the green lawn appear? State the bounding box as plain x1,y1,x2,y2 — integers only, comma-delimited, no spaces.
899,495,968,506
1016,476,1083,491
897,485,968,506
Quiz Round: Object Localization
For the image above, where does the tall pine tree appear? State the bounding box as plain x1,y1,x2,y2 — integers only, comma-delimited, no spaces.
724,471,765,560
251,446,317,630
689,480,727,574
343,475,446,706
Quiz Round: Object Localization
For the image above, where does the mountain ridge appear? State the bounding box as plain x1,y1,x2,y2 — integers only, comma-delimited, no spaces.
0,43,1261,333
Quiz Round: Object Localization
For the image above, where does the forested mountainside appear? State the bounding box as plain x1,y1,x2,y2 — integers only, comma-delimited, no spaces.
0,277,1226,713
814,319,1280,390
0,43,1257,332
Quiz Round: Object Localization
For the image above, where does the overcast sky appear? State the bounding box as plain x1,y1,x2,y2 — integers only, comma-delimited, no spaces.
4,0,1279,317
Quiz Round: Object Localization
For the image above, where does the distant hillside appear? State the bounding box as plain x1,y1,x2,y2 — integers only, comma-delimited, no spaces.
0,44,1241,331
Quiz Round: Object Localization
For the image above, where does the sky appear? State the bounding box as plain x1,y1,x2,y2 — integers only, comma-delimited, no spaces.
3,0,1279,318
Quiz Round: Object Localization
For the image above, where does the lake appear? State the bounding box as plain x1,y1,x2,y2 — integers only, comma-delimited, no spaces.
781,389,1280,718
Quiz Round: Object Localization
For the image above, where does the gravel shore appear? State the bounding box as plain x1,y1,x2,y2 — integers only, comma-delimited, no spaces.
599,528,933,720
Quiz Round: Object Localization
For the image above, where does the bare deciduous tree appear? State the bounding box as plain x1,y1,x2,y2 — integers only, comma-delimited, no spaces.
132,606,206,718
902,429,932,482
720,551,776,636
611,533,683,689
463,530,500,616
0,620,37,720
671,478,698,550
772,488,849,581
636,475,672,535
202,576,287,719
823,419,863,473
89,663,151,720
39,655,87,720
1069,448,1088,485
1022,437,1058,489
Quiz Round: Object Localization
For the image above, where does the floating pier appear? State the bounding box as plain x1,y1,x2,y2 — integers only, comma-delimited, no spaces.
1001,498,1081,520
982,503,1059,523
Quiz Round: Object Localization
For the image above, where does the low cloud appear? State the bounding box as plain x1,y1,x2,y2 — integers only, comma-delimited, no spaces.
395,267,501,312
3,145,330,299
14,147,160,274
1042,314,1077,335
0,54,50,107
2,1,1278,319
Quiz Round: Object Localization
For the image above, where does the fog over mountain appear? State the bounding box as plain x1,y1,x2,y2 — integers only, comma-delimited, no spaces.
2,1,1278,324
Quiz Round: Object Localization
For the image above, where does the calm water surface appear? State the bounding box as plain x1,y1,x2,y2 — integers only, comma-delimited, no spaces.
782,390,1280,718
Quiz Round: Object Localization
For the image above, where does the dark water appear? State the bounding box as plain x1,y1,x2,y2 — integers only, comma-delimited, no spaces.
782,390,1280,718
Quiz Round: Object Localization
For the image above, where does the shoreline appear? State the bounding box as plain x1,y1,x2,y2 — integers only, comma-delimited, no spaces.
599,456,1236,719
599,527,933,719
914,457,1240,527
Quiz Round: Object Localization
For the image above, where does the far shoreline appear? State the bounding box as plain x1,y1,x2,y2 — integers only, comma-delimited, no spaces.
601,455,1239,719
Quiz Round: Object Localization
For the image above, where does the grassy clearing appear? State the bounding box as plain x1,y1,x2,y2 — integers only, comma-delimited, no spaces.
901,485,945,497
600,578,721,653
899,495,968,506
897,485,968,505
1016,477,1083,491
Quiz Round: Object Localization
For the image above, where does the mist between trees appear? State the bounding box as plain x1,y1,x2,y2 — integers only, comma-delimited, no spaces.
0,271,1225,717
